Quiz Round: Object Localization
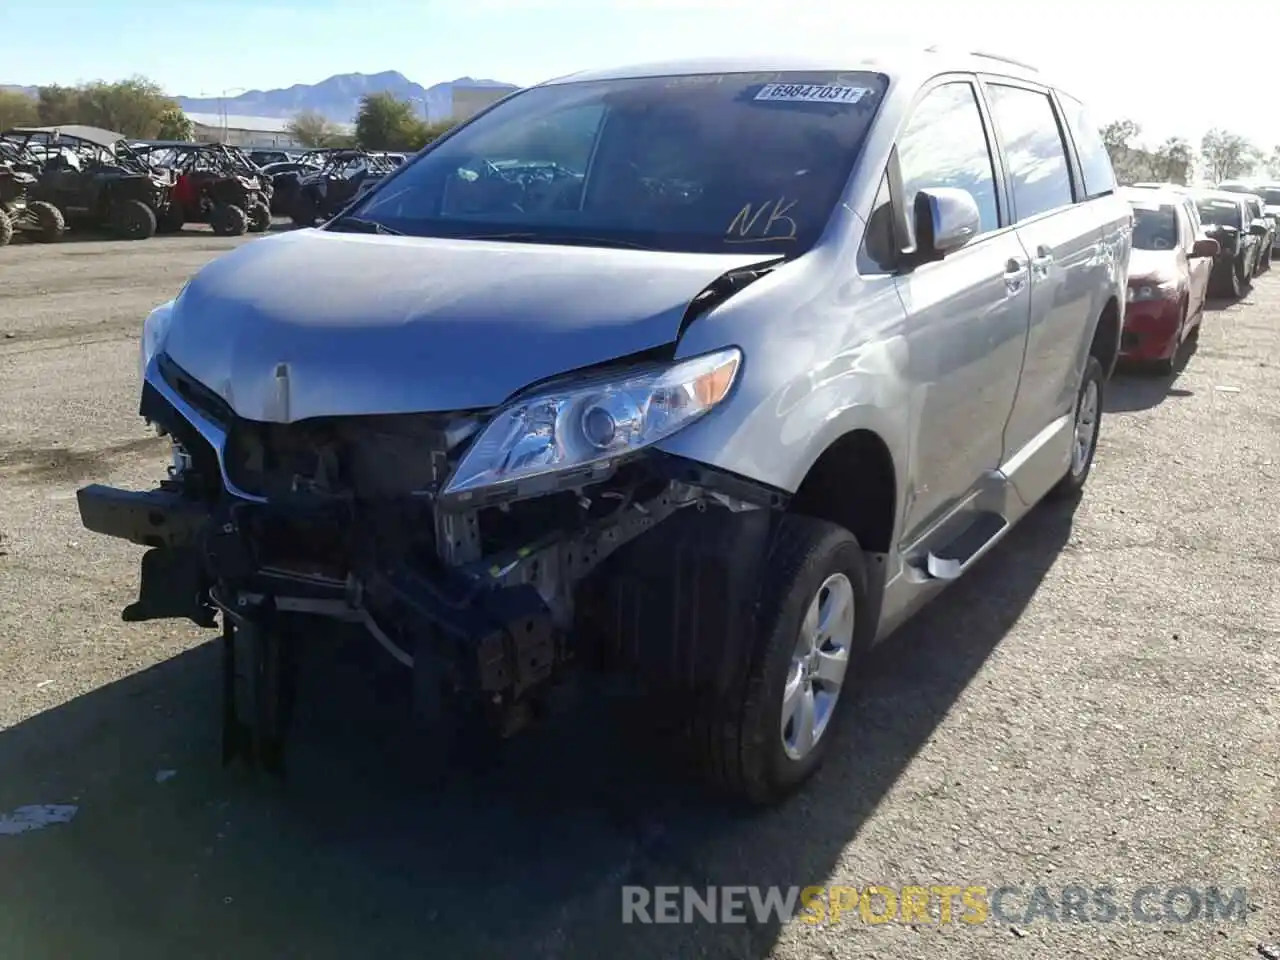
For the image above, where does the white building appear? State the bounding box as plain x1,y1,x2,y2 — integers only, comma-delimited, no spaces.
184,112,354,148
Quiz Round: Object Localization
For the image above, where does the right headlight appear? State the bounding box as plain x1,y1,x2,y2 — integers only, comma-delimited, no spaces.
139,299,176,385
442,347,742,498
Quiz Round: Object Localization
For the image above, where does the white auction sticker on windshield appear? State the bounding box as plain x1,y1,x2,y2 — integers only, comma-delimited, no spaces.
754,83,870,104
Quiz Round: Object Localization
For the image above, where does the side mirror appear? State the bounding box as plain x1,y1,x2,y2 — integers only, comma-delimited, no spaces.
1249,220,1269,237
912,187,981,260
1191,237,1220,258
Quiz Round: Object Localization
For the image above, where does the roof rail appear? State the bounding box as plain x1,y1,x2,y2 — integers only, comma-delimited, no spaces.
968,50,1040,72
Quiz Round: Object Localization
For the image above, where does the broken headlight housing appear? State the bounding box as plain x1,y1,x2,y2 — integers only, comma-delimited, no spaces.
139,299,175,383
442,347,742,497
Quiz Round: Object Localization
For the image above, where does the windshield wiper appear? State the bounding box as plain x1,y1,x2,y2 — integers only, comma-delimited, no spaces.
458,232,655,251
327,216,403,236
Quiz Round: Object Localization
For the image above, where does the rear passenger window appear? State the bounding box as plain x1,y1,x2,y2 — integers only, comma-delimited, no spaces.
896,81,1000,242
985,84,1074,222
1057,94,1116,199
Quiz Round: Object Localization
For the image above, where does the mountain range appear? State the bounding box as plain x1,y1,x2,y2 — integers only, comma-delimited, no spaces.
2,72,519,125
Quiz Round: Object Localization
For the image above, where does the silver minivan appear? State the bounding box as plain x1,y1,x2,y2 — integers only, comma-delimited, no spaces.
78,48,1131,805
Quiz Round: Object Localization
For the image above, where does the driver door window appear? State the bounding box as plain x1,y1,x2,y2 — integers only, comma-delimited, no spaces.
896,81,1002,245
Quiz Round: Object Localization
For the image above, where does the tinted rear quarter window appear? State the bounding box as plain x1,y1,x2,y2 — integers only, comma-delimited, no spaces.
985,83,1075,222
1057,93,1116,199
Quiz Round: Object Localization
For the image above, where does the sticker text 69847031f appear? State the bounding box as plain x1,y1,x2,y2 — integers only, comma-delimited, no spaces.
753,83,870,104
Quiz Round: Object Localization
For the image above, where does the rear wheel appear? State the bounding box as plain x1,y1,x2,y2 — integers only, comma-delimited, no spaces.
1048,354,1104,501
247,201,271,233
25,200,64,243
110,199,157,240
0,209,12,247
210,203,248,236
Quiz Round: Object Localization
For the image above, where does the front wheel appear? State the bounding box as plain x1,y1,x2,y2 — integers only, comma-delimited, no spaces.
1048,354,1104,501
291,192,320,228
1152,303,1187,376
690,514,874,806
110,199,157,240
210,203,248,236
0,209,12,247
24,200,65,242
246,201,272,233
156,202,186,234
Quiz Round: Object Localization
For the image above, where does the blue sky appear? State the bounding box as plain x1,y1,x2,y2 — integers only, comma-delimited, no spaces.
3,0,1277,149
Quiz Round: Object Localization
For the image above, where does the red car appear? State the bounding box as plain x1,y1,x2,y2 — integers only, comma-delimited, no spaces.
1120,187,1219,373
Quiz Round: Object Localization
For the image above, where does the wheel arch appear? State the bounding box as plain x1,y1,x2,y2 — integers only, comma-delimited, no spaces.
1089,295,1121,380
788,427,898,556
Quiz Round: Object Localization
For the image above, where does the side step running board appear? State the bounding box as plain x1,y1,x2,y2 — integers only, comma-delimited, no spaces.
912,510,1009,582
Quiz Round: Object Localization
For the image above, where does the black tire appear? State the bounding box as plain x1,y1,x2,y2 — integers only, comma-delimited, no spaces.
210,203,248,236
24,200,64,243
247,201,272,233
223,619,295,775
156,202,186,234
1048,354,1104,501
1215,260,1242,299
1152,302,1186,376
1239,256,1253,290
691,514,874,805
110,199,157,240
0,209,12,247
291,193,320,228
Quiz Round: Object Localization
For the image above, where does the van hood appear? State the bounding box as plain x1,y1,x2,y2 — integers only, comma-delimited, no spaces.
161,229,775,422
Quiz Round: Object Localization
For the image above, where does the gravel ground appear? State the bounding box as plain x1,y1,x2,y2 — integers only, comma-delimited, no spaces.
0,231,1276,960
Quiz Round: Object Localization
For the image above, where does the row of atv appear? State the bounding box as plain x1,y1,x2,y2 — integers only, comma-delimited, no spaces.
259,148,403,227
0,125,276,246
1,127,407,246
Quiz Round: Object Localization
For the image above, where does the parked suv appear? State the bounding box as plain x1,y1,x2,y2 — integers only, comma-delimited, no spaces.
77,50,1130,805
1218,180,1280,257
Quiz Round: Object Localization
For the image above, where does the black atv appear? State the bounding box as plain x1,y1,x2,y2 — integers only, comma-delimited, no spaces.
0,140,64,245
261,149,331,216
3,125,178,240
132,142,273,236
291,150,397,227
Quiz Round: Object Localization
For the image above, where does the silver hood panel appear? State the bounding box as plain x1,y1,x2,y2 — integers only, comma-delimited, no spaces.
163,229,775,423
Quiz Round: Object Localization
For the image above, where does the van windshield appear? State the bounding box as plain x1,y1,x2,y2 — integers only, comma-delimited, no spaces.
343,71,888,255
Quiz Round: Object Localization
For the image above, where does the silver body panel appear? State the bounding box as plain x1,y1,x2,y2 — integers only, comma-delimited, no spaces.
146,48,1132,642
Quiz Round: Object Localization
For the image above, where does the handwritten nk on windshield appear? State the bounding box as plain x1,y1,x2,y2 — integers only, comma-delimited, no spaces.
725,197,798,242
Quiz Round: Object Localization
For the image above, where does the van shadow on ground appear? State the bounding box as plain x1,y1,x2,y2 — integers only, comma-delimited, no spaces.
0,499,1078,960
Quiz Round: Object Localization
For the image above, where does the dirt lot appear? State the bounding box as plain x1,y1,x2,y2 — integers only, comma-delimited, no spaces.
0,231,1276,960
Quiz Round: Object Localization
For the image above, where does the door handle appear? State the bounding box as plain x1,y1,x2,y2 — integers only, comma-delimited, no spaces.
1004,257,1028,295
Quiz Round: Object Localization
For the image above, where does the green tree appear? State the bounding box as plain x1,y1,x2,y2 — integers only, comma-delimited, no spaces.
1150,136,1194,185
34,77,187,139
155,106,193,141
354,91,422,150
403,119,456,150
1266,145,1280,179
287,109,343,147
1201,129,1255,183
0,89,38,129
1099,119,1152,184
35,84,81,125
